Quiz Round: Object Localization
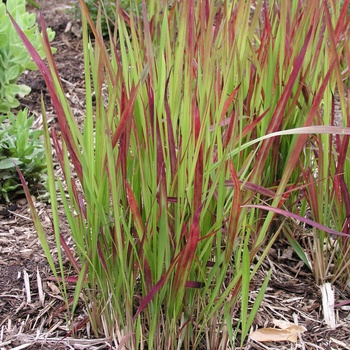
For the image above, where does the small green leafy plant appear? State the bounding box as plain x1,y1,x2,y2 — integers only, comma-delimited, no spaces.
0,109,46,202
0,0,55,113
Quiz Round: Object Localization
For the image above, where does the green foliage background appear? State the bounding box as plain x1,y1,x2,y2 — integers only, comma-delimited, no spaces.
0,0,55,113
0,0,54,202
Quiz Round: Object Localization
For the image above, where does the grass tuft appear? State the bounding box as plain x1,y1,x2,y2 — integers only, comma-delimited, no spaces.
12,0,350,347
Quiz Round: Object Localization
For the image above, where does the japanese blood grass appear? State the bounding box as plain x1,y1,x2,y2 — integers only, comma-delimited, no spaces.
270,0,350,289
12,0,350,348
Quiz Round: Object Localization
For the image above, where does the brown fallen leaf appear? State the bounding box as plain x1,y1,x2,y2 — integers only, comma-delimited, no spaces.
47,281,60,295
273,319,307,332
249,322,307,343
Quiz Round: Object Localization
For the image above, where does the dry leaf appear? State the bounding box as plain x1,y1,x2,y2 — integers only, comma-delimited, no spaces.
250,321,306,343
249,328,297,342
47,281,60,295
281,246,294,259
273,319,307,332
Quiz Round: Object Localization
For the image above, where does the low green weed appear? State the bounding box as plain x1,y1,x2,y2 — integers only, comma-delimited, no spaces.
12,0,350,348
0,109,46,202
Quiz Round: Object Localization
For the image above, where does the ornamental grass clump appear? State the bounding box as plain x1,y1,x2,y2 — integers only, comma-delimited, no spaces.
12,0,350,348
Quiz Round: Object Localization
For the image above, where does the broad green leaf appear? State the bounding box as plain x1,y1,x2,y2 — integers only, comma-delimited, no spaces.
0,33,8,48
6,65,20,82
0,157,21,170
5,83,31,98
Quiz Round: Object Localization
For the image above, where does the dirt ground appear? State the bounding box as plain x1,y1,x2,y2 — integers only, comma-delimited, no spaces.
1,1,350,349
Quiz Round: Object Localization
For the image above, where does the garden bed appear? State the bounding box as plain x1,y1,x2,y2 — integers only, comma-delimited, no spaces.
1,1,350,349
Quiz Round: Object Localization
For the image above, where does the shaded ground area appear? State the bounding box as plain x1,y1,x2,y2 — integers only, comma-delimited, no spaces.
1,1,350,349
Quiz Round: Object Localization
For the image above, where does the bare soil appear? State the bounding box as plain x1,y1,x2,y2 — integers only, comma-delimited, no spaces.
1,1,349,349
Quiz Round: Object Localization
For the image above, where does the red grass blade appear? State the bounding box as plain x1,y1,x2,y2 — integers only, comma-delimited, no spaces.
164,74,177,176
125,180,145,239
224,163,241,264
60,234,81,274
133,271,168,322
171,205,202,304
193,103,203,210
112,83,140,148
243,204,350,238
